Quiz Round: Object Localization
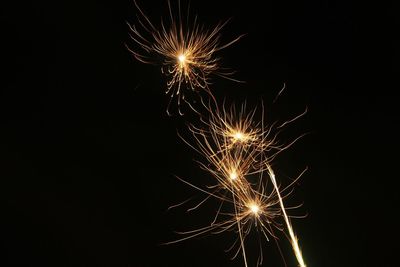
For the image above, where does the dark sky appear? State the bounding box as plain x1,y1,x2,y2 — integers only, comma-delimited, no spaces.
1,0,398,266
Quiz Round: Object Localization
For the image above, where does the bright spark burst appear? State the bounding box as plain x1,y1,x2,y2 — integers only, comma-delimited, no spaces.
229,169,238,180
168,100,308,267
178,54,186,63
249,203,260,215
178,54,187,66
127,0,243,115
267,165,307,267
233,131,245,141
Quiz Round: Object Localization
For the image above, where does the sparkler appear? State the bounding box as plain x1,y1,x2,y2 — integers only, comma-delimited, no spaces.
125,2,309,266
169,101,307,266
126,0,243,114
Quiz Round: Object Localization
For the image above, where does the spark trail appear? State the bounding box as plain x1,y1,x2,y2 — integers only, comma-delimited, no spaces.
267,165,306,267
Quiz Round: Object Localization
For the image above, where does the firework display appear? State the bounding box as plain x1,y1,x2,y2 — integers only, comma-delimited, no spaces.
128,1,307,266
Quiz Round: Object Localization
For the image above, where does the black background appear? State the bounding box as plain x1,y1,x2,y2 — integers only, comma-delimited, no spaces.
1,0,398,266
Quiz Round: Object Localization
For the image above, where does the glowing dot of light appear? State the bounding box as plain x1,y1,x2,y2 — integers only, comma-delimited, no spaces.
178,54,186,65
229,170,238,180
250,204,259,214
233,131,245,141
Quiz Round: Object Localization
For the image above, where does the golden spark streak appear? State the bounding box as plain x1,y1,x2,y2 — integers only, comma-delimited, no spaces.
267,165,306,267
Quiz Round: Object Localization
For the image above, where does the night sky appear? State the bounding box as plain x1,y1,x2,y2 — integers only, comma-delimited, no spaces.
1,0,398,266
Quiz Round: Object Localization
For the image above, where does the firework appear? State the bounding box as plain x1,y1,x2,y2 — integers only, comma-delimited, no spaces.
168,101,307,266
126,0,243,114
126,2,308,265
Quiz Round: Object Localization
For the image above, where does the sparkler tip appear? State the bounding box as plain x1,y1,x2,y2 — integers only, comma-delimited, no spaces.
178,54,186,63
249,203,260,214
233,131,244,141
229,170,238,180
